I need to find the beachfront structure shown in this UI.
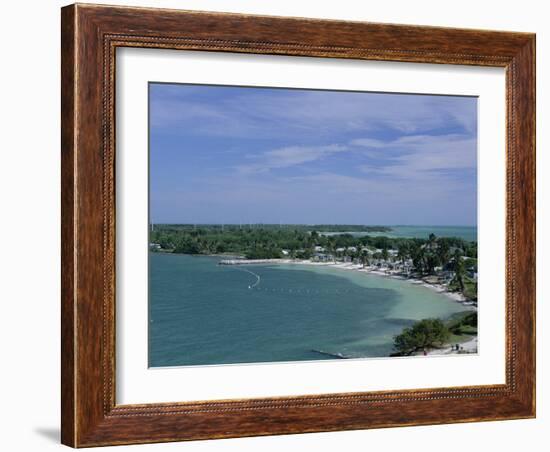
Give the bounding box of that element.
[149,224,476,301]
[313,253,334,262]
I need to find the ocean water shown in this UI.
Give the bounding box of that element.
[322,225,477,242]
[149,253,468,367]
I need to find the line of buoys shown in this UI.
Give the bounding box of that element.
[234,267,261,289]
[247,287,369,294]
[231,265,372,295]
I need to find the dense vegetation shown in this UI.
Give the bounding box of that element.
[152,224,479,354]
[392,312,478,355]
[447,311,478,335]
[150,224,477,276]
[392,318,451,355]
[150,225,476,257]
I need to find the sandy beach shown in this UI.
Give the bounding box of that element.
[427,336,478,356]
[219,258,476,308]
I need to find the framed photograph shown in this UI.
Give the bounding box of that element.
[61,3,535,447]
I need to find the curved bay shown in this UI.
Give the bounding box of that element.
[149,254,467,367]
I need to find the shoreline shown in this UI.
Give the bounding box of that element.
[218,257,476,309]
[426,336,478,356]
[153,253,478,359]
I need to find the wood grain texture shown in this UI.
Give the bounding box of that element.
[60,3,536,447]
[60,5,76,447]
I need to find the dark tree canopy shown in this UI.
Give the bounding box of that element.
[393,318,451,355]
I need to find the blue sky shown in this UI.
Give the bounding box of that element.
[149,83,477,226]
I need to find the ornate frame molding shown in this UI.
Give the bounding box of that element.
[62,4,535,447]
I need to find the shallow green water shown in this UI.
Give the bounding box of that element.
[149,254,468,367]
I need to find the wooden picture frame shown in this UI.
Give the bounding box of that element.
[61,3,535,447]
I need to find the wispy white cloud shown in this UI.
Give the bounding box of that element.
[353,134,476,182]
[349,138,387,148]
[150,84,477,225]
[235,144,349,174]
[150,85,477,140]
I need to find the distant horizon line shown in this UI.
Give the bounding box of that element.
[149,223,477,227]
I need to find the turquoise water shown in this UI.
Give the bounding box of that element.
[322,225,477,242]
[149,253,468,367]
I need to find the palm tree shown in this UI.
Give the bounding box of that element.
[425,253,438,275]
[359,248,369,267]
[436,240,450,270]
[451,249,466,292]
[410,242,425,274]
[397,242,410,266]
[428,233,437,249]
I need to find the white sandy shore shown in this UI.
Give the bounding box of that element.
[325,262,473,306]
[220,258,476,308]
[427,336,478,356]
[219,257,477,357]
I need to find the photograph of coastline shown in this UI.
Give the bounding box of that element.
[148,83,478,367]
